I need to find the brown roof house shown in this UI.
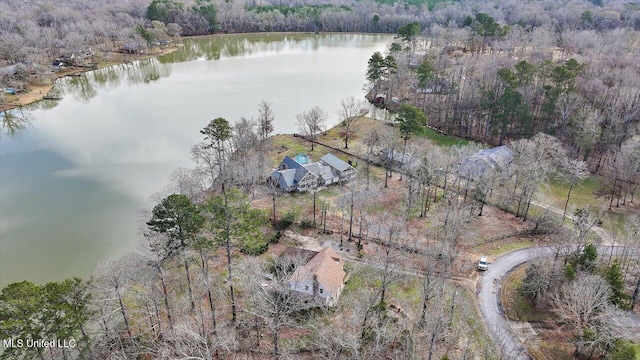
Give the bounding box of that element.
[288,247,347,307]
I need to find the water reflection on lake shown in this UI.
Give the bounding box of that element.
[0,33,392,286]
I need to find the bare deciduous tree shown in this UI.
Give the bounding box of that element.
[94,255,144,343]
[362,126,380,190]
[552,275,612,356]
[555,91,584,131]
[257,100,275,147]
[239,256,308,358]
[296,106,326,151]
[339,96,368,149]
[558,158,589,224]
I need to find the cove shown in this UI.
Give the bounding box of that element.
[0,33,392,287]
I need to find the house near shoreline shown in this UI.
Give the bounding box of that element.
[270,153,357,192]
[380,148,415,171]
[458,145,514,180]
[286,246,347,307]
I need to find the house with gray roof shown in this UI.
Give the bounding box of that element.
[0,65,17,80]
[318,153,357,184]
[271,156,318,192]
[458,145,514,180]
[270,153,357,192]
[302,162,335,186]
[380,148,416,172]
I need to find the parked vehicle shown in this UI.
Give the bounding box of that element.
[478,257,488,271]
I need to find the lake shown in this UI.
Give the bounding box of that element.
[0,33,392,287]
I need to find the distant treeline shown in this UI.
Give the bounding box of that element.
[1,0,640,69]
[363,13,639,205]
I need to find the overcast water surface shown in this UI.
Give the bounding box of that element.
[0,33,393,286]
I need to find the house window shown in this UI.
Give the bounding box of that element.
[305,285,309,291]
[320,288,323,294]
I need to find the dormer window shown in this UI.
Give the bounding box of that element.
[320,288,323,294]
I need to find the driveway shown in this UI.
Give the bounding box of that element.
[478,247,554,359]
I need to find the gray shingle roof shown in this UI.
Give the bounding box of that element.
[0,65,17,78]
[381,148,413,166]
[281,156,310,182]
[304,163,335,183]
[459,145,514,178]
[320,153,351,172]
[271,169,296,188]
[303,162,322,178]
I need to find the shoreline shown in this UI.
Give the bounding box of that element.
[1,31,393,112]
[0,45,181,112]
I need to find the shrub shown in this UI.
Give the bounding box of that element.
[240,237,269,256]
[269,230,283,244]
[607,340,637,360]
[275,210,297,230]
[300,219,315,228]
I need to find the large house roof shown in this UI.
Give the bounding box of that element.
[320,153,352,172]
[290,247,345,298]
[459,145,514,178]
[281,156,304,170]
[280,156,310,183]
[271,169,296,188]
[279,246,319,265]
[0,65,17,78]
[303,162,333,181]
[475,145,514,168]
[381,148,413,166]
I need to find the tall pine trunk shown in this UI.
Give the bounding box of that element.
[223,183,237,323]
[200,252,217,334]
[158,265,173,330]
[184,259,195,312]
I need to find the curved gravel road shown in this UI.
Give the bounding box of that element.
[478,245,640,359]
[478,247,554,359]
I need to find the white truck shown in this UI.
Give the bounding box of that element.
[477,257,488,271]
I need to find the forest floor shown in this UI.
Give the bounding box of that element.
[0,45,180,112]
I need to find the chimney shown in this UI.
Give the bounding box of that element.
[312,274,319,296]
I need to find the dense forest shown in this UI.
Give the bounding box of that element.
[1,0,640,69]
[364,11,638,208]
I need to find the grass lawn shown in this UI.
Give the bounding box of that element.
[501,265,553,323]
[389,277,422,307]
[539,176,603,211]
[473,238,536,258]
[627,3,640,10]
[420,127,469,147]
[529,344,574,360]
[536,176,631,233]
[269,134,315,165]
[270,132,359,168]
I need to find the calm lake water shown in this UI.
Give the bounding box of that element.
[0,33,392,287]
